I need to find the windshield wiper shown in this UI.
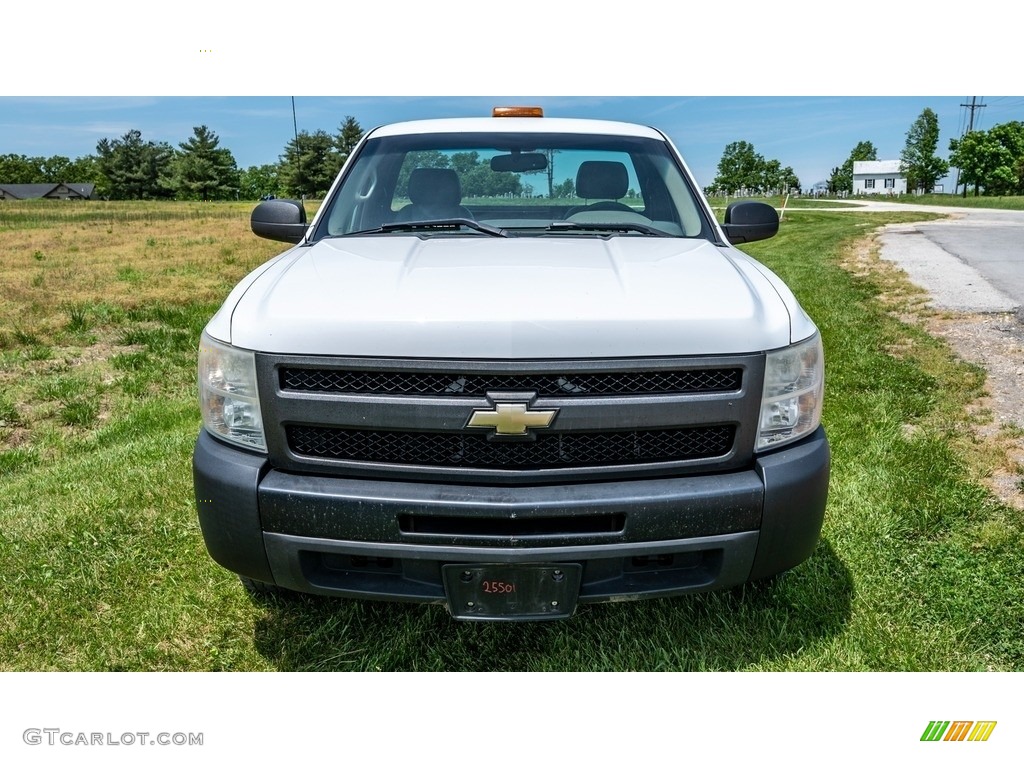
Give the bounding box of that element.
[344,219,510,238]
[545,221,670,237]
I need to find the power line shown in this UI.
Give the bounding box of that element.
[984,97,1024,118]
[957,97,968,138]
[954,97,986,196]
[960,96,986,133]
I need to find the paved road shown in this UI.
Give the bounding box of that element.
[831,199,1024,313]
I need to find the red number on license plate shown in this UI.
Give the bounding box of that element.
[482,580,516,594]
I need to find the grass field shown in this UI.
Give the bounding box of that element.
[712,193,1024,212]
[705,195,860,210]
[899,194,1024,210]
[1,199,1022,671]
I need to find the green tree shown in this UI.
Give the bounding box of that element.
[713,141,767,194]
[449,151,481,177]
[950,129,1001,197]
[239,164,282,200]
[461,163,522,198]
[69,155,108,196]
[279,129,339,198]
[0,153,105,189]
[950,122,1024,197]
[986,121,1024,195]
[761,158,782,193]
[335,116,364,168]
[96,130,175,200]
[761,159,798,194]
[37,155,74,183]
[0,154,37,183]
[829,140,877,195]
[780,166,800,194]
[900,108,948,193]
[552,178,575,199]
[168,125,239,201]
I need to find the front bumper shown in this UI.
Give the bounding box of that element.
[194,426,829,610]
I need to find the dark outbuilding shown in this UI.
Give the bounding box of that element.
[0,183,95,200]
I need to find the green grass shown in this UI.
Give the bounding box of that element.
[894,193,1024,210]
[1,203,1022,671]
[706,195,861,210]
[710,193,1024,211]
[0,394,19,425]
[0,199,256,230]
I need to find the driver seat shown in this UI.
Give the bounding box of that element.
[395,168,473,221]
[565,160,635,217]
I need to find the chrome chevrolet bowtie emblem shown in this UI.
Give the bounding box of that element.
[466,396,558,438]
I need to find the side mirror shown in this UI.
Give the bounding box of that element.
[251,199,308,243]
[721,201,779,244]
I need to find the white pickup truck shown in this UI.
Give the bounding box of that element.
[194,107,829,620]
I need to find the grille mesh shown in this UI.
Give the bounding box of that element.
[287,424,734,469]
[280,367,742,396]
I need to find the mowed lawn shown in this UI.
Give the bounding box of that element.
[1,200,1021,671]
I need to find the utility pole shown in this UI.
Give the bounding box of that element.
[961,96,986,133]
[544,149,556,198]
[956,97,986,196]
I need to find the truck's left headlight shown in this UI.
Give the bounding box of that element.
[198,333,267,452]
[756,332,824,451]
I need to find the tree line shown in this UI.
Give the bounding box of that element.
[826,108,1024,198]
[396,150,526,198]
[708,109,950,198]
[710,141,800,196]
[11,106,1022,202]
[0,116,366,201]
[710,106,1024,199]
[707,108,951,198]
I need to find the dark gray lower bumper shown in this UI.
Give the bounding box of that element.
[194,427,829,607]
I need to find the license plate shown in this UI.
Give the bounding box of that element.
[442,563,582,621]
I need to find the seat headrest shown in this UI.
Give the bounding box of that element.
[407,168,462,206]
[576,161,628,200]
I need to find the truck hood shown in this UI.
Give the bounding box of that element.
[221,235,800,358]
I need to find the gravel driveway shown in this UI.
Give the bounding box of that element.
[840,199,1024,508]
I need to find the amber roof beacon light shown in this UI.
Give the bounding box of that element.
[492,106,544,118]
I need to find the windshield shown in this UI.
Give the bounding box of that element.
[314,131,713,240]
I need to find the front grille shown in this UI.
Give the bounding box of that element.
[260,352,761,482]
[398,513,626,536]
[287,424,735,469]
[280,367,741,397]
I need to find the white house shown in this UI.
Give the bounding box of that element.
[852,160,906,196]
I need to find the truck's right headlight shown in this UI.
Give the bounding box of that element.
[198,333,267,452]
[755,333,824,451]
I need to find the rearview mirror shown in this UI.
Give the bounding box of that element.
[490,152,548,173]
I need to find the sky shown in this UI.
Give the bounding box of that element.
[4,95,1024,191]
[3,2,1021,193]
